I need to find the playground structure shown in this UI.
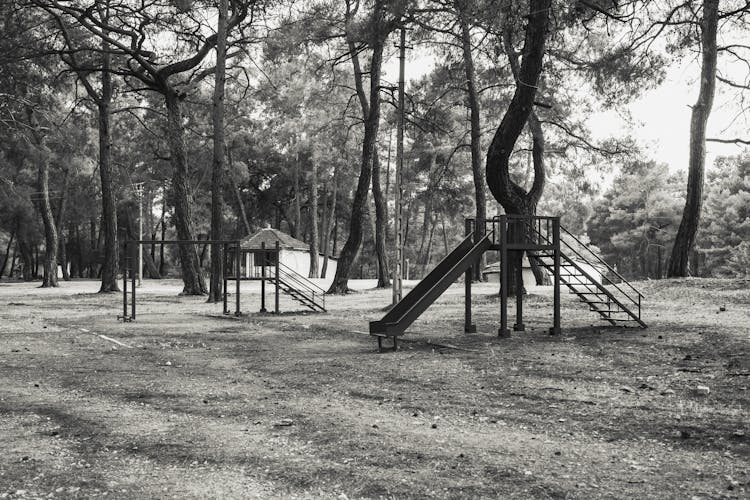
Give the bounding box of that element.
[370,215,646,350]
[237,227,338,281]
[232,241,327,313]
[117,239,325,322]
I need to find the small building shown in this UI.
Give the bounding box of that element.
[238,227,337,279]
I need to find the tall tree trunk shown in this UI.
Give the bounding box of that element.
[668,0,718,277]
[70,224,80,278]
[320,171,330,273]
[165,90,207,295]
[227,149,252,236]
[160,188,166,275]
[486,3,550,295]
[328,0,388,293]
[9,247,18,279]
[146,187,154,261]
[457,0,486,281]
[417,197,433,272]
[368,192,376,250]
[18,237,33,281]
[332,212,338,256]
[372,150,390,287]
[56,164,71,281]
[417,149,436,273]
[526,114,547,288]
[441,212,449,254]
[293,150,301,239]
[657,245,663,278]
[321,164,338,278]
[0,227,15,279]
[33,245,39,278]
[37,159,58,287]
[424,212,437,275]
[309,158,320,278]
[88,217,96,278]
[403,197,413,257]
[96,31,120,291]
[209,0,228,303]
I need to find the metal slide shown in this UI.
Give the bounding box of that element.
[369,232,494,337]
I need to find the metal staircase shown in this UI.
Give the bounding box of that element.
[522,221,646,328]
[271,262,326,312]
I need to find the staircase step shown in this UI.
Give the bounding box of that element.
[523,219,646,328]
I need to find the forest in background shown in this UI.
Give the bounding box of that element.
[1,0,749,293]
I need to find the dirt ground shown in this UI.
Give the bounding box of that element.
[0,277,748,499]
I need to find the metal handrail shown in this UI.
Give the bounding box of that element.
[277,262,326,294]
[521,219,642,308]
[276,270,326,309]
[277,269,316,295]
[559,226,644,299]
[274,264,326,310]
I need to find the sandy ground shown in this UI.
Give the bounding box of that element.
[0,277,748,499]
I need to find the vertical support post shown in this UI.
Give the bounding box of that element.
[514,250,525,331]
[392,25,406,306]
[122,242,128,319]
[464,218,476,333]
[235,242,241,316]
[138,200,143,286]
[260,242,267,312]
[499,216,510,337]
[274,241,280,314]
[551,217,562,335]
[131,243,136,320]
[133,182,144,287]
[222,243,228,314]
[638,294,641,319]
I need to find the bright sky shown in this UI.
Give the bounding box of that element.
[384,50,749,174]
[589,59,748,173]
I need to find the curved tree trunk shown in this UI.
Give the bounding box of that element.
[668,0,718,277]
[372,151,390,287]
[486,2,550,295]
[166,90,207,295]
[209,0,228,303]
[526,113,547,288]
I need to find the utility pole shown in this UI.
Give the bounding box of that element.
[134,182,144,287]
[393,25,407,305]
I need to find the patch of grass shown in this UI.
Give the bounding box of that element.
[0,279,748,498]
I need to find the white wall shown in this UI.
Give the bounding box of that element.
[280,249,310,277]
[279,250,338,279]
[241,248,338,280]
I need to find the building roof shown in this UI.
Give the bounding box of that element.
[240,228,310,251]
